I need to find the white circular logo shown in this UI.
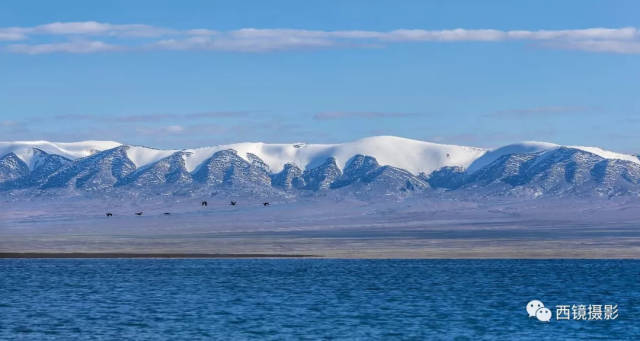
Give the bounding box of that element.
[526,299,545,318]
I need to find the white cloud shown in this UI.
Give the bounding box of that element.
[314,111,415,120]
[186,29,218,36]
[506,27,638,41]
[153,34,336,52]
[1,21,639,54]
[379,29,507,42]
[35,22,121,35]
[551,39,640,54]
[136,125,186,135]
[7,21,175,38]
[0,29,27,41]
[148,26,640,54]
[7,40,120,54]
[165,125,185,133]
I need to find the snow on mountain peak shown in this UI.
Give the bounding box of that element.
[124,146,178,169]
[467,141,640,173]
[467,141,558,173]
[567,145,640,164]
[0,140,122,169]
[181,136,487,174]
[2,137,638,176]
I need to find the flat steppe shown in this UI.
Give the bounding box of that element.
[2,197,639,258]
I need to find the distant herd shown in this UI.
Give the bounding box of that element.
[105,200,270,217]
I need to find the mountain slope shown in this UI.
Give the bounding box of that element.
[460,147,640,197]
[181,136,487,175]
[0,153,30,184]
[192,149,272,189]
[41,146,136,191]
[117,151,192,187]
[0,140,120,168]
[1,137,639,199]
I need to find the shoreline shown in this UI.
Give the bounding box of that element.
[1,253,640,259]
[0,253,316,259]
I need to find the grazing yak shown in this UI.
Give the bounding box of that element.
[263,202,270,206]
[106,213,113,217]
[230,201,237,206]
[135,212,143,216]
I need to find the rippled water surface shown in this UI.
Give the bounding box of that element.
[1,259,638,340]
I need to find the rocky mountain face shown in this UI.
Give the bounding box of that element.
[2,144,640,200]
[0,149,72,190]
[117,151,192,188]
[0,153,30,184]
[301,157,341,191]
[41,146,135,191]
[191,150,272,189]
[331,155,429,196]
[271,163,305,190]
[427,147,640,198]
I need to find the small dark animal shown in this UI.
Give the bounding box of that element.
[163,212,171,215]
[263,202,270,206]
[135,212,143,216]
[106,213,113,217]
[201,201,208,207]
[230,201,237,206]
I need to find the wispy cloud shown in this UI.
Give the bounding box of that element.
[28,112,257,146]
[0,31,25,41]
[546,39,640,54]
[0,21,173,41]
[492,106,597,117]
[7,40,120,54]
[136,124,186,135]
[314,111,415,120]
[0,120,19,127]
[1,22,639,54]
[184,111,253,119]
[0,120,30,138]
[53,111,252,122]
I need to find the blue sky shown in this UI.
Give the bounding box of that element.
[1,0,639,152]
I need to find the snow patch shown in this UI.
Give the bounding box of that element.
[3,137,638,175]
[183,136,488,174]
[568,146,640,164]
[0,140,121,170]
[467,141,557,173]
[468,141,640,174]
[125,146,177,169]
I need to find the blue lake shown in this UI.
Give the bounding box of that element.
[1,259,638,340]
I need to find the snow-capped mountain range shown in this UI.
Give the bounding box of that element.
[1,136,639,200]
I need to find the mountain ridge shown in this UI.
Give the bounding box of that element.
[2,136,637,172]
[1,136,639,200]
